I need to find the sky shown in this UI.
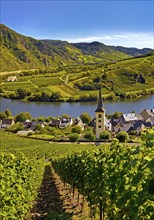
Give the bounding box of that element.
[1,0,154,48]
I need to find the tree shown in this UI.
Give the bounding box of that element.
[84,131,95,141]
[61,114,70,119]
[5,109,12,118]
[80,112,92,124]
[116,131,129,142]
[71,125,82,134]
[100,130,110,141]
[0,112,7,120]
[69,133,80,142]
[16,88,31,99]
[111,111,123,119]
[50,92,62,101]
[7,123,24,133]
[15,112,31,122]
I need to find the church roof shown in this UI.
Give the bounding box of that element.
[95,88,105,112]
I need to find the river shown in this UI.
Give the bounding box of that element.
[0,95,154,118]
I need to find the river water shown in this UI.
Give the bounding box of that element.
[0,95,154,118]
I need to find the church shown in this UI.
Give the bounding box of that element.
[95,88,106,139]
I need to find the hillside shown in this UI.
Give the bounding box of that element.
[111,46,153,57]
[0,24,131,71]
[72,41,130,61]
[1,53,154,102]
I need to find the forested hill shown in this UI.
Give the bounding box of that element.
[111,45,153,57]
[0,24,153,72]
[0,24,129,71]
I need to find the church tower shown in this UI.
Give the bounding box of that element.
[95,88,105,139]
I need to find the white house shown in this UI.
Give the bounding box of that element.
[7,76,17,82]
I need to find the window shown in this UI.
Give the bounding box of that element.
[99,125,101,128]
[98,114,101,118]
[99,120,101,123]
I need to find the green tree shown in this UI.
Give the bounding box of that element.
[84,131,95,141]
[7,122,24,133]
[116,131,129,142]
[5,109,12,118]
[69,133,80,142]
[61,114,70,119]
[16,88,31,99]
[0,112,7,120]
[100,130,110,141]
[71,125,82,134]
[111,111,123,119]
[80,112,91,124]
[15,112,31,122]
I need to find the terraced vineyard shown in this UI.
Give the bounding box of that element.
[1,55,154,102]
[1,130,154,219]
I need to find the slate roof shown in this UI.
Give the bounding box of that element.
[2,119,14,125]
[122,113,138,122]
[95,88,105,113]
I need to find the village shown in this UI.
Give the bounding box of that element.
[1,89,154,142]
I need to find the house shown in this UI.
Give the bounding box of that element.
[60,117,73,128]
[105,118,112,132]
[22,119,32,129]
[49,119,61,128]
[140,109,154,121]
[1,119,15,128]
[7,76,17,82]
[74,117,85,130]
[119,113,139,124]
[114,122,133,133]
[128,121,152,135]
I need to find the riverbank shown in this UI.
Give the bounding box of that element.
[1,94,154,118]
[1,87,154,103]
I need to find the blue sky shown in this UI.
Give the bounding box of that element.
[1,0,154,48]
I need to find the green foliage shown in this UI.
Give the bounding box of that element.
[100,130,110,141]
[68,133,80,142]
[84,130,95,141]
[52,136,154,219]
[16,88,31,99]
[0,112,7,120]
[6,122,24,133]
[116,130,129,142]
[80,112,92,124]
[4,109,12,118]
[0,152,45,220]
[15,112,31,122]
[61,114,70,119]
[71,125,82,134]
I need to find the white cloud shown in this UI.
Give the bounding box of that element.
[64,32,154,49]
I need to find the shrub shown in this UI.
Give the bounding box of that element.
[116,131,129,142]
[80,112,92,124]
[84,131,95,141]
[100,130,110,141]
[71,125,82,134]
[69,133,80,142]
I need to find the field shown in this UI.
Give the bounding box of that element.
[0,131,99,159]
[1,130,154,219]
[1,54,154,101]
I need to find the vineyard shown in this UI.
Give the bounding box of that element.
[0,130,154,219]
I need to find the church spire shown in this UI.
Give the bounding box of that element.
[95,87,104,112]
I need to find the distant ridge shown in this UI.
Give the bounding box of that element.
[0,24,153,71]
[111,46,153,57]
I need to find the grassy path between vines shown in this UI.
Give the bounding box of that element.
[27,165,89,220]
